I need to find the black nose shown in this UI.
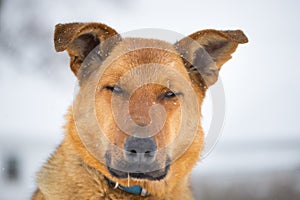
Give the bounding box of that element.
[124,137,157,164]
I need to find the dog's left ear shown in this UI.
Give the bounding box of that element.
[54,22,120,77]
[175,29,248,87]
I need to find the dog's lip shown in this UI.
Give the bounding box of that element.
[107,164,169,181]
[129,169,169,180]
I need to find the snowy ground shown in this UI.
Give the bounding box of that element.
[192,170,300,200]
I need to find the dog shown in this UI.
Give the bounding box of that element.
[32,22,247,200]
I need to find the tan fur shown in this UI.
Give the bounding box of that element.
[32,22,247,200]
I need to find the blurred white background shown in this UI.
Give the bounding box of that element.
[0,0,299,199]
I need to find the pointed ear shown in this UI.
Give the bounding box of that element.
[175,29,248,87]
[54,22,120,76]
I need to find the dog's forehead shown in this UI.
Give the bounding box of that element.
[100,38,190,85]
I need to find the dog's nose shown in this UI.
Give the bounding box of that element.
[124,137,157,164]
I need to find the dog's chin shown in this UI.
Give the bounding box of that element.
[107,165,169,181]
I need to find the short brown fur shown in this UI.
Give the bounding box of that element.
[32,22,247,200]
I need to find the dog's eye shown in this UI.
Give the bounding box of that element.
[164,91,176,98]
[105,85,124,94]
[161,91,183,100]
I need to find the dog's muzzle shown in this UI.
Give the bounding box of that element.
[105,136,170,180]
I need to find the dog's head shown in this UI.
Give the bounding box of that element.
[55,22,247,194]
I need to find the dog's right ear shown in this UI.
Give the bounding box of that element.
[54,22,120,76]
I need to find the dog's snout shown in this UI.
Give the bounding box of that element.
[124,137,157,164]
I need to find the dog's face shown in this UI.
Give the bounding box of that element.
[55,23,247,192]
[94,39,203,181]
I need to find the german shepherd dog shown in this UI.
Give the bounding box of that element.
[32,22,247,200]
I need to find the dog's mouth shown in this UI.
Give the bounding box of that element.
[107,165,169,181]
[105,152,170,181]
